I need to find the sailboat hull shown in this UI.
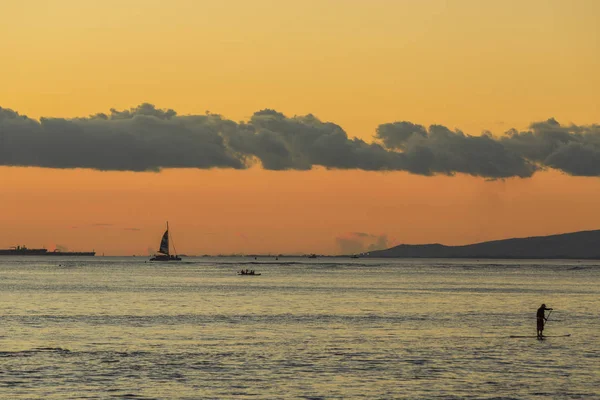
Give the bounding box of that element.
[149,254,182,261]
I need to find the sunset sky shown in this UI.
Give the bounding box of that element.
[1,0,599,255]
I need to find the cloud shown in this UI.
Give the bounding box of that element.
[375,123,536,178]
[2,104,600,178]
[366,234,390,252]
[500,118,600,177]
[0,104,243,172]
[335,232,390,255]
[70,223,113,229]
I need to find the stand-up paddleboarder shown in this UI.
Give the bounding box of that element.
[537,303,553,339]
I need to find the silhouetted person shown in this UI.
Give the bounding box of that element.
[537,303,553,338]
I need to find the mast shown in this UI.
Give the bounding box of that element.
[168,221,178,256]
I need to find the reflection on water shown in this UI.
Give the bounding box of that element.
[0,257,599,398]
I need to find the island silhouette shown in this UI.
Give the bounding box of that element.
[363,229,600,259]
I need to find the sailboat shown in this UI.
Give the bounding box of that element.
[149,222,182,261]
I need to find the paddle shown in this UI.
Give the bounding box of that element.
[543,310,553,336]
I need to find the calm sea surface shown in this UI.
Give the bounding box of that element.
[0,256,599,399]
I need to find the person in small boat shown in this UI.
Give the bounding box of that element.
[536,303,553,338]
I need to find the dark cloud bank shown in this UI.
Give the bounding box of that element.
[1,103,599,178]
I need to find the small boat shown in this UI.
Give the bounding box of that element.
[238,270,261,276]
[307,254,317,258]
[149,222,182,261]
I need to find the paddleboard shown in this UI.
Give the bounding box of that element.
[509,334,571,338]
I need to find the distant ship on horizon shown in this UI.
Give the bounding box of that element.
[0,245,96,256]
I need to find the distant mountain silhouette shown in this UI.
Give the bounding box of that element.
[365,230,600,259]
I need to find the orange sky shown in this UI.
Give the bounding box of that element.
[2,167,600,255]
[1,1,599,255]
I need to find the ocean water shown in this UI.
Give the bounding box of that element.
[0,256,598,399]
